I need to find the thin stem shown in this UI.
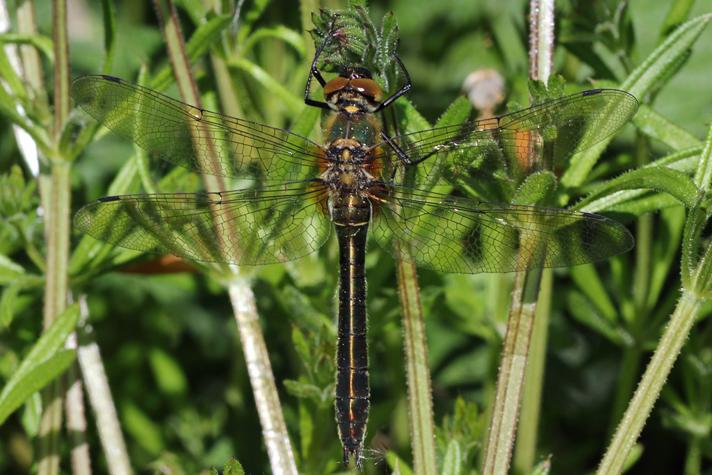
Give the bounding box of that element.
[38,1,71,471]
[482,1,554,473]
[684,437,701,475]
[482,267,543,475]
[528,0,554,83]
[513,268,552,473]
[597,290,703,475]
[152,2,297,473]
[77,297,132,475]
[394,242,438,475]
[228,279,298,475]
[65,332,92,475]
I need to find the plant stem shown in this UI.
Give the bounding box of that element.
[482,267,543,474]
[684,437,701,475]
[76,297,132,475]
[38,2,71,472]
[609,135,651,433]
[597,290,702,475]
[228,279,298,475]
[65,332,92,475]
[394,242,438,475]
[152,2,297,473]
[483,1,553,473]
[513,268,552,473]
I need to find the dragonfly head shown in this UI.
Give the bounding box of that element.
[323,67,383,114]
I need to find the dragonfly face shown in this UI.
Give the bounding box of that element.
[72,26,638,467]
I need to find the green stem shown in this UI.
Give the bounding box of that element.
[38,0,71,453]
[394,242,438,475]
[152,2,297,473]
[483,1,553,473]
[684,437,701,475]
[482,267,543,475]
[38,162,71,475]
[597,290,703,475]
[513,268,552,474]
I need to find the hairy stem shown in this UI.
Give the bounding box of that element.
[395,242,438,475]
[597,290,702,474]
[152,2,297,472]
[38,2,71,470]
[482,1,554,473]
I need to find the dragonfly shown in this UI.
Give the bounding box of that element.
[72,28,638,466]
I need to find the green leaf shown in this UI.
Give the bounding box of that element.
[621,443,644,473]
[634,105,701,150]
[567,292,631,346]
[149,348,188,396]
[0,33,54,63]
[0,255,24,285]
[576,166,698,211]
[563,14,711,187]
[622,14,711,99]
[434,96,471,129]
[243,26,305,57]
[122,401,164,454]
[14,304,79,382]
[660,0,696,37]
[441,440,462,475]
[529,456,552,475]
[101,0,117,73]
[569,264,617,322]
[693,122,712,191]
[647,206,685,310]
[175,0,206,25]
[228,57,303,115]
[511,171,556,206]
[386,451,414,475]
[0,350,75,424]
[0,283,21,328]
[283,379,327,402]
[222,459,245,475]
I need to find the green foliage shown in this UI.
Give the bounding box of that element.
[1,0,712,474]
[0,304,79,424]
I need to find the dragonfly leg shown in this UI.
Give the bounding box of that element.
[304,17,339,110]
[373,53,412,112]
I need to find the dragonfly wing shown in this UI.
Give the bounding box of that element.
[384,89,638,182]
[74,183,331,265]
[372,187,633,273]
[71,75,323,182]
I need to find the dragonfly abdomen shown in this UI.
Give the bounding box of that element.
[333,199,371,466]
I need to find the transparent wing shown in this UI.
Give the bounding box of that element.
[384,89,639,183]
[74,182,331,265]
[373,186,633,273]
[71,75,323,182]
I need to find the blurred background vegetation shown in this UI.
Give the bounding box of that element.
[1,0,712,474]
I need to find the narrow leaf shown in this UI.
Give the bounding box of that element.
[0,350,76,424]
[634,105,701,150]
[622,14,711,99]
[0,255,25,285]
[101,0,117,73]
[14,304,79,381]
[441,440,462,475]
[576,166,698,211]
